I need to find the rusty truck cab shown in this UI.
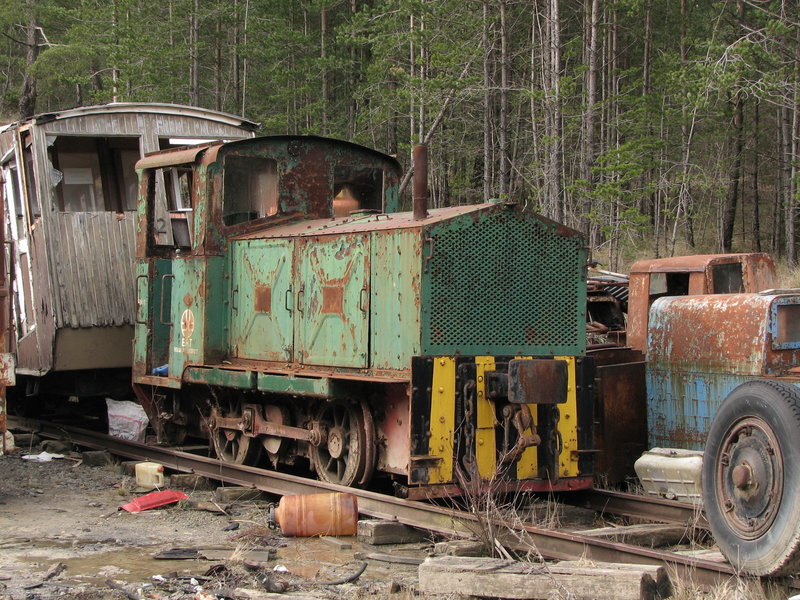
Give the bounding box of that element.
[626,253,776,353]
[590,252,776,485]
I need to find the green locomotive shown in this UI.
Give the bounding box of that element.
[132,136,592,497]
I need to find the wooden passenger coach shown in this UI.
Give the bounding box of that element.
[0,103,256,401]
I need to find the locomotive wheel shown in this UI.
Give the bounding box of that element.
[211,398,262,466]
[310,399,375,487]
[703,380,800,575]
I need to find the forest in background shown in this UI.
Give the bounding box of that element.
[1,0,799,271]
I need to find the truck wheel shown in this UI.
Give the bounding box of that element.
[703,380,800,575]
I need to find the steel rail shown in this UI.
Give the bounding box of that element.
[11,417,736,587]
[568,489,708,529]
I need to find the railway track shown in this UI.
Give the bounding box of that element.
[570,488,707,529]
[9,416,739,588]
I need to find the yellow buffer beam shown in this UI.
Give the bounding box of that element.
[428,357,455,484]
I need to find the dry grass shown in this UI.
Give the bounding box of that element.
[113,476,134,497]
[668,570,792,600]
[773,259,800,289]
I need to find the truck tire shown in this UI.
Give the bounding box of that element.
[703,379,800,575]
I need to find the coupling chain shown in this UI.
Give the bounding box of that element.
[461,379,477,480]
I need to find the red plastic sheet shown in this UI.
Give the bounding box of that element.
[120,490,188,513]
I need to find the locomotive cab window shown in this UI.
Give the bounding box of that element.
[333,165,383,217]
[150,165,194,248]
[222,155,279,226]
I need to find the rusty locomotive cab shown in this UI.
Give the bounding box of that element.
[132,135,594,498]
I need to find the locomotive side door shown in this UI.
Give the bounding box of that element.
[295,234,369,368]
[134,258,173,376]
[230,238,294,361]
[133,162,194,382]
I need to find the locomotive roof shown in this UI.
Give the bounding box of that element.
[137,134,401,172]
[230,202,582,240]
[214,135,402,171]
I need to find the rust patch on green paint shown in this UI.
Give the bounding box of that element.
[322,286,344,314]
[255,285,271,313]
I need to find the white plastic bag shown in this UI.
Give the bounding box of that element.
[22,451,64,462]
[106,399,149,442]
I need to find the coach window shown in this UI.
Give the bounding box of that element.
[50,136,140,212]
[222,155,279,226]
[21,134,40,220]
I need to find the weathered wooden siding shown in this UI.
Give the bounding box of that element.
[16,224,55,375]
[38,110,254,331]
[51,211,137,328]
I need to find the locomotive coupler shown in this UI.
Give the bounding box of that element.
[500,404,540,465]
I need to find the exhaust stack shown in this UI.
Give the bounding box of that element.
[412,145,429,221]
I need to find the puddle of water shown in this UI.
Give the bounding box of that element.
[31,547,212,587]
[20,535,423,589]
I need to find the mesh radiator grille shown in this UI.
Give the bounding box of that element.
[422,208,586,356]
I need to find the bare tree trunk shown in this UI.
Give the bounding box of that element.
[544,0,563,222]
[483,2,492,202]
[241,0,250,116]
[397,60,473,198]
[673,0,696,253]
[321,7,329,134]
[789,88,799,265]
[530,4,544,207]
[233,0,241,111]
[781,103,793,262]
[641,0,655,222]
[654,100,667,258]
[498,0,509,200]
[722,93,744,252]
[215,0,222,112]
[349,0,358,140]
[606,3,620,264]
[752,100,761,252]
[789,12,800,265]
[111,1,120,101]
[580,0,599,240]
[18,1,38,119]
[409,13,416,142]
[721,1,747,253]
[190,0,200,106]
[418,8,427,143]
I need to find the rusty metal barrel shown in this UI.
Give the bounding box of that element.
[273,492,358,537]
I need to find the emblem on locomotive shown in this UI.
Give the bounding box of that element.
[180,309,195,348]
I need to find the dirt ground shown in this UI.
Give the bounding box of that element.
[0,438,423,600]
